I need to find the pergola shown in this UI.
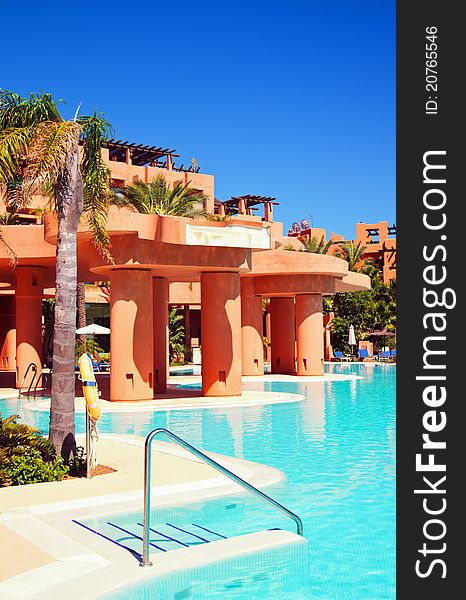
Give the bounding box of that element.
[220,195,279,218]
[104,139,200,172]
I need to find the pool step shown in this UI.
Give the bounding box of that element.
[72,519,228,559]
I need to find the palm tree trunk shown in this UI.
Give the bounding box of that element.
[77,282,87,347]
[49,146,83,459]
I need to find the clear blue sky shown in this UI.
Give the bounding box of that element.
[2,0,395,239]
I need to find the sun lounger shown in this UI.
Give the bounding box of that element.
[358,348,375,362]
[333,351,351,362]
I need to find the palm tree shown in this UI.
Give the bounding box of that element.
[302,235,334,254]
[76,282,87,348]
[0,90,112,458]
[168,307,185,363]
[335,240,372,272]
[113,175,208,217]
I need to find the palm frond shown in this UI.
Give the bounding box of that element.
[79,112,113,260]
[303,235,334,254]
[24,120,81,204]
[0,126,35,183]
[117,176,209,218]
[0,91,62,129]
[335,240,369,271]
[0,91,64,207]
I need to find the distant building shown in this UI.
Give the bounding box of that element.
[287,220,396,284]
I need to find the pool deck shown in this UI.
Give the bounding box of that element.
[0,369,366,597]
[0,431,285,594]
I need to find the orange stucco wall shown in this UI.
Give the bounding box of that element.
[240,277,264,376]
[296,294,324,376]
[110,269,154,401]
[15,267,43,387]
[201,272,242,396]
[270,297,295,374]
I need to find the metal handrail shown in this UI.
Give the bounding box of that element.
[17,362,38,398]
[139,427,303,567]
[33,372,49,398]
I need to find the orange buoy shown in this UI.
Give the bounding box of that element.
[78,353,101,421]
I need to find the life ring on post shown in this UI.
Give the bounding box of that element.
[78,353,102,421]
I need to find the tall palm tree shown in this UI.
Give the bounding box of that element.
[335,240,372,272]
[0,90,112,458]
[113,175,208,217]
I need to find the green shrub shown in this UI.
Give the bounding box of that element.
[0,413,70,486]
[5,448,69,486]
[0,413,55,461]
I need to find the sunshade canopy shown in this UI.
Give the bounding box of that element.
[76,323,110,335]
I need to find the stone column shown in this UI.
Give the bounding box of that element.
[295,294,324,376]
[110,269,154,401]
[153,277,168,394]
[240,278,264,376]
[201,272,242,396]
[270,297,295,374]
[15,267,43,388]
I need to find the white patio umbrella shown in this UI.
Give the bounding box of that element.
[348,324,356,354]
[76,323,110,365]
[76,323,110,335]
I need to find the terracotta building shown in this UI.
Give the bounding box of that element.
[287,219,397,284]
[0,140,370,401]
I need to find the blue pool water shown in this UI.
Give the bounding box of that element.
[1,363,395,598]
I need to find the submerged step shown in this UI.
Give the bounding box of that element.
[72,519,230,559]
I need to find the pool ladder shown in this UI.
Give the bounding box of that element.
[17,362,50,399]
[140,427,303,567]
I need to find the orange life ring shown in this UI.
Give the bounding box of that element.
[78,353,101,421]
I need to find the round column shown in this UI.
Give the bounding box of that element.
[296,294,324,376]
[110,269,154,401]
[240,278,264,376]
[201,272,242,397]
[153,277,168,394]
[15,268,43,388]
[270,297,295,374]
[0,296,16,372]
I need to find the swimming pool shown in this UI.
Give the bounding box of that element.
[1,363,395,598]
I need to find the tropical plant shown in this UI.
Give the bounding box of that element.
[113,175,208,217]
[0,90,112,459]
[324,268,396,353]
[0,413,56,461]
[0,212,19,224]
[74,337,104,364]
[168,307,185,363]
[0,413,70,485]
[334,240,372,272]
[302,235,334,254]
[283,235,334,254]
[4,447,69,486]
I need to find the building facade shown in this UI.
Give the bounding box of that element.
[0,139,370,400]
